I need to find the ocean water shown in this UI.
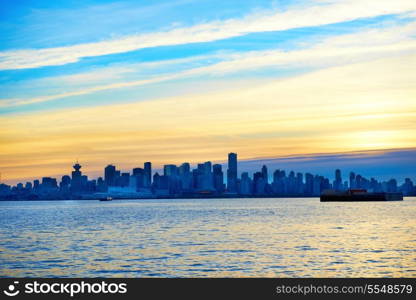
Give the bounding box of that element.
[0,198,415,277]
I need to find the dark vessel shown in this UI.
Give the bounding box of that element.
[320,189,403,202]
[99,196,113,201]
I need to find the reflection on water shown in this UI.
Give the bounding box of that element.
[0,198,415,277]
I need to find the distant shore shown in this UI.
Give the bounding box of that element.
[0,195,322,201]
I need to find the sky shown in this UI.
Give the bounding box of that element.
[0,0,415,184]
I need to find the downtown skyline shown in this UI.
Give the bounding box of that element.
[1,0,416,184]
[1,152,415,200]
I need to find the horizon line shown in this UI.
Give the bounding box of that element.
[2,147,415,185]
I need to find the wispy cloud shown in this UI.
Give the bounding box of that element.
[0,0,414,70]
[1,52,415,183]
[1,20,415,108]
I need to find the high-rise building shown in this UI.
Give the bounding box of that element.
[144,162,152,187]
[104,165,116,187]
[305,173,314,196]
[71,163,82,193]
[212,164,224,193]
[312,175,322,196]
[164,164,179,194]
[164,164,178,177]
[227,152,237,193]
[41,177,58,190]
[334,169,342,190]
[133,167,144,188]
[202,161,213,190]
[296,172,304,195]
[60,175,71,192]
[240,172,252,195]
[96,177,106,192]
[179,163,190,175]
[349,172,356,189]
[261,165,268,184]
[120,173,130,187]
[179,163,192,191]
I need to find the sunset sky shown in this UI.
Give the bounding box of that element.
[1,0,416,184]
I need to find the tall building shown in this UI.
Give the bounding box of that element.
[349,172,356,189]
[212,164,224,193]
[227,152,237,193]
[41,177,58,190]
[305,173,314,196]
[179,163,193,191]
[296,172,304,195]
[202,161,213,190]
[253,172,265,194]
[71,162,83,193]
[312,175,322,196]
[240,172,252,195]
[96,177,106,192]
[334,169,342,191]
[120,172,130,187]
[164,164,178,177]
[261,165,268,184]
[133,167,144,188]
[104,165,116,187]
[144,162,152,187]
[60,175,71,192]
[164,164,179,194]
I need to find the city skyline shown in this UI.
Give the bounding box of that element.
[1,152,415,200]
[1,147,416,186]
[1,0,416,184]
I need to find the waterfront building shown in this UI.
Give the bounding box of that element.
[227,152,238,193]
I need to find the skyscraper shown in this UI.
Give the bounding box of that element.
[240,172,252,195]
[104,164,116,187]
[213,164,224,193]
[227,152,237,193]
[261,165,268,184]
[133,167,144,188]
[179,163,192,191]
[334,169,342,191]
[164,164,179,194]
[144,162,152,187]
[71,162,82,193]
[349,172,356,189]
[164,164,178,177]
[202,161,213,190]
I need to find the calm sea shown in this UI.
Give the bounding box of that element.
[0,198,415,277]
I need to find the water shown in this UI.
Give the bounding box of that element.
[0,198,415,277]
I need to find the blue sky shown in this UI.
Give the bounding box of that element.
[0,0,415,183]
[1,0,415,113]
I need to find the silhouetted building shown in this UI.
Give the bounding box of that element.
[227,152,238,193]
[240,172,252,195]
[104,165,117,187]
[133,167,144,189]
[261,165,268,184]
[333,169,343,191]
[179,163,193,191]
[144,162,152,188]
[349,172,356,189]
[71,163,83,193]
[201,161,213,191]
[213,164,224,193]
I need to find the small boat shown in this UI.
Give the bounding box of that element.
[320,189,403,202]
[99,196,113,201]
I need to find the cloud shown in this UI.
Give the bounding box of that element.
[1,20,415,108]
[0,0,414,70]
[1,52,415,184]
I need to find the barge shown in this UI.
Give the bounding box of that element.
[320,189,403,202]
